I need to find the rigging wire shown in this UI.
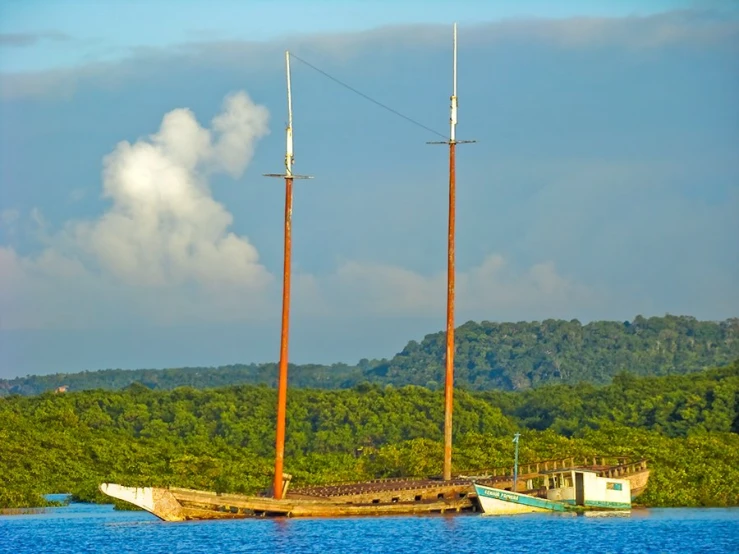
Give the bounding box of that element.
[289,52,448,140]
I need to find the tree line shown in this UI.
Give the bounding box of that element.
[1,359,737,509]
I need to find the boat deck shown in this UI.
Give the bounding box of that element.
[290,477,505,499]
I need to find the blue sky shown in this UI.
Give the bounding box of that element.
[1,0,706,71]
[0,1,737,378]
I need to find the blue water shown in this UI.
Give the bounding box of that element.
[1,503,737,553]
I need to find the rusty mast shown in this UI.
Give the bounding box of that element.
[264,50,312,500]
[428,23,476,481]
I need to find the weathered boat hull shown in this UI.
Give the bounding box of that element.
[100,458,651,521]
[100,483,475,521]
[627,469,651,500]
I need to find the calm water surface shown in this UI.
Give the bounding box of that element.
[1,502,737,553]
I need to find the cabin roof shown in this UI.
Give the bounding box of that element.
[539,467,601,475]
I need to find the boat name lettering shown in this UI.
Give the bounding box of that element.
[481,489,519,502]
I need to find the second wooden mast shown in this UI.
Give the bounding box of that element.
[429,23,475,481]
[264,51,311,500]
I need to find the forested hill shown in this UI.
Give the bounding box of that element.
[2,315,738,396]
[370,315,739,389]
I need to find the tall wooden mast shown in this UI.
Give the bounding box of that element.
[428,23,475,481]
[264,51,312,500]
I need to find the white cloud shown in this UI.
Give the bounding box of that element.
[73,91,269,289]
[290,254,601,320]
[0,91,274,329]
[461,255,600,314]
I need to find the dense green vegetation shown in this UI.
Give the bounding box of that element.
[1,360,737,509]
[375,316,739,389]
[3,315,738,396]
[485,364,739,438]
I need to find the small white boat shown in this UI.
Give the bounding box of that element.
[474,467,633,516]
[473,485,570,515]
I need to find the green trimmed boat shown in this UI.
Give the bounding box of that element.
[474,466,633,516]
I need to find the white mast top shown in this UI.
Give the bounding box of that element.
[450,22,458,142]
[285,50,294,176]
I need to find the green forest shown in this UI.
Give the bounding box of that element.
[1,359,738,510]
[3,315,738,396]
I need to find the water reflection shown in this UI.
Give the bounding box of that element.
[1,506,737,554]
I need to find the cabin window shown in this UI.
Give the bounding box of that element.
[437,493,445,500]
[392,497,399,503]
[459,492,467,499]
[606,482,622,491]
[415,495,422,501]
[372,499,380,504]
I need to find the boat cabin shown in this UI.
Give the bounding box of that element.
[543,468,631,510]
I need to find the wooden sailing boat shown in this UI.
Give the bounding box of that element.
[98,28,650,522]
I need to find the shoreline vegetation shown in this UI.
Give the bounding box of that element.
[1,358,737,511]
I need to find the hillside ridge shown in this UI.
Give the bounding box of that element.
[2,314,737,396]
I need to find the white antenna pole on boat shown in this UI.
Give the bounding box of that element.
[513,433,521,492]
[428,23,476,482]
[264,49,312,501]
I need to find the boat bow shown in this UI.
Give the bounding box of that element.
[99,483,186,522]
